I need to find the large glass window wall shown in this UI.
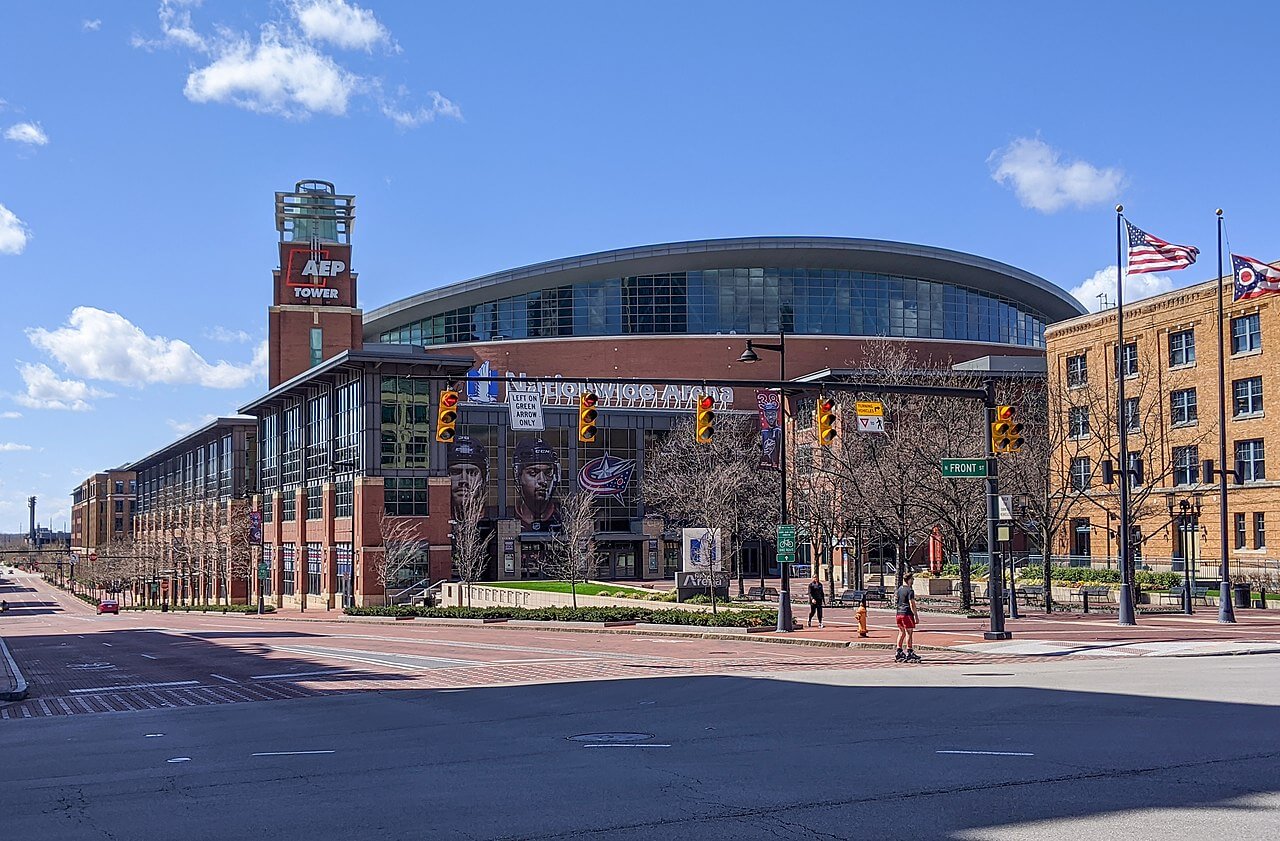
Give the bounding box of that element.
[379,269,1047,348]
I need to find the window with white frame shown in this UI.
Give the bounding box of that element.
[1070,457,1092,491]
[1172,445,1199,486]
[1235,439,1265,482]
[1231,313,1261,354]
[1066,353,1088,387]
[1255,513,1266,550]
[1233,377,1263,417]
[1171,388,1197,426]
[1168,329,1196,367]
[1068,406,1091,439]
[1115,342,1138,377]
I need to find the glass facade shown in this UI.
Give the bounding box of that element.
[378,268,1048,349]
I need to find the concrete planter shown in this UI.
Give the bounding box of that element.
[915,578,954,596]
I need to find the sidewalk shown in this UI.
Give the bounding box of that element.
[0,573,31,700]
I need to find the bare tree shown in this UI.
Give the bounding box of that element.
[451,487,493,607]
[541,490,598,608]
[374,514,428,605]
[643,415,780,600]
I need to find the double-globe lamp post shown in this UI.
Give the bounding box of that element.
[738,330,794,633]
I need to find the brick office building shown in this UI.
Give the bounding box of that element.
[1044,274,1279,580]
[70,469,136,561]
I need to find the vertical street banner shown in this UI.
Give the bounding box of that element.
[757,389,782,470]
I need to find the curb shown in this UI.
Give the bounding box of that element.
[0,636,29,701]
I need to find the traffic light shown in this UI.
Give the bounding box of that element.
[816,397,837,446]
[436,389,459,442]
[695,395,716,444]
[991,405,1024,453]
[578,392,599,443]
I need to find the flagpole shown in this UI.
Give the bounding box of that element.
[1115,206,1136,625]
[1216,208,1237,623]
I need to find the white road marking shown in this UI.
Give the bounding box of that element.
[936,750,1034,757]
[140,654,158,660]
[70,680,201,694]
[209,673,238,684]
[251,750,336,757]
[101,642,112,647]
[166,757,191,763]
[583,744,671,749]
[145,734,164,738]
[249,670,347,680]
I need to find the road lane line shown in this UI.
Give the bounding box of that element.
[936,750,1034,756]
[251,750,336,757]
[249,670,348,680]
[140,654,158,660]
[69,680,201,694]
[582,744,671,749]
[209,673,238,684]
[101,642,112,647]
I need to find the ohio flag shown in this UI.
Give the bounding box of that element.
[1232,253,1280,301]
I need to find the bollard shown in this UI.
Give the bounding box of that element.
[1082,591,1090,614]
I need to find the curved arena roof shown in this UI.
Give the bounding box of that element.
[363,236,1086,340]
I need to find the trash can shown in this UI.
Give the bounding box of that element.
[1232,583,1251,608]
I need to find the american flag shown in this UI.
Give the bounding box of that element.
[1125,220,1199,274]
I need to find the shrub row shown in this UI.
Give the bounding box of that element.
[121,603,275,613]
[344,604,777,627]
[939,562,1181,590]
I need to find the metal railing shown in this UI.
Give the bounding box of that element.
[387,576,442,606]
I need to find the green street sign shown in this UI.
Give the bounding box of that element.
[257,561,269,580]
[941,458,989,479]
[777,523,797,563]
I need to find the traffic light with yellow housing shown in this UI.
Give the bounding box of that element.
[816,397,837,446]
[695,395,716,444]
[436,389,459,442]
[991,405,1024,453]
[578,392,599,443]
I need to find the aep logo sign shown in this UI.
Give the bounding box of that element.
[283,245,350,303]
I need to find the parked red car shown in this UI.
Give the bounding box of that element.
[96,599,120,615]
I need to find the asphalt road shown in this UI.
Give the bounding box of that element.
[4,654,1279,840]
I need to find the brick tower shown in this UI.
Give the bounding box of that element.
[269,180,362,387]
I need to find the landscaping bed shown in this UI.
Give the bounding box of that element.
[344,604,776,627]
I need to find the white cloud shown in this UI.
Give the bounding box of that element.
[382,91,463,128]
[204,325,253,343]
[136,1,454,126]
[0,203,31,255]
[26,307,265,389]
[184,25,358,118]
[167,413,218,435]
[82,19,102,32]
[0,443,33,452]
[1070,265,1177,313]
[989,137,1124,214]
[0,411,20,419]
[5,122,49,146]
[293,0,393,51]
[14,363,111,412]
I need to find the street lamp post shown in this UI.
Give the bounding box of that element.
[739,329,793,632]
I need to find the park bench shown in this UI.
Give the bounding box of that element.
[952,581,987,600]
[746,586,780,601]
[1016,585,1045,605]
[1159,585,1211,606]
[1071,586,1115,612]
[839,587,888,606]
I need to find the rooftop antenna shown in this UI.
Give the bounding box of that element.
[1096,291,1111,311]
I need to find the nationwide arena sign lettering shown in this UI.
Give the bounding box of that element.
[465,360,734,410]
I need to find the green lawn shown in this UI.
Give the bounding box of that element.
[484,580,655,597]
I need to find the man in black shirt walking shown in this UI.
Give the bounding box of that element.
[806,576,825,628]
[894,573,921,663]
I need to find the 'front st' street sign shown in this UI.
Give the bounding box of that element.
[940,458,989,479]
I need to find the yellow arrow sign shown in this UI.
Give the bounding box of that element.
[855,401,884,417]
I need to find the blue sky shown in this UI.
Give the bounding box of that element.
[1,1,1277,531]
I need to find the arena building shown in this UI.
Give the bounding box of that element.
[107,180,1085,609]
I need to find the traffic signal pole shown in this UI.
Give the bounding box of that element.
[984,379,1011,640]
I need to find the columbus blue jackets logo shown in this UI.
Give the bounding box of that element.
[577,452,635,498]
[465,360,500,403]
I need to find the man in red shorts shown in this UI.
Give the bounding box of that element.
[894,573,921,663]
